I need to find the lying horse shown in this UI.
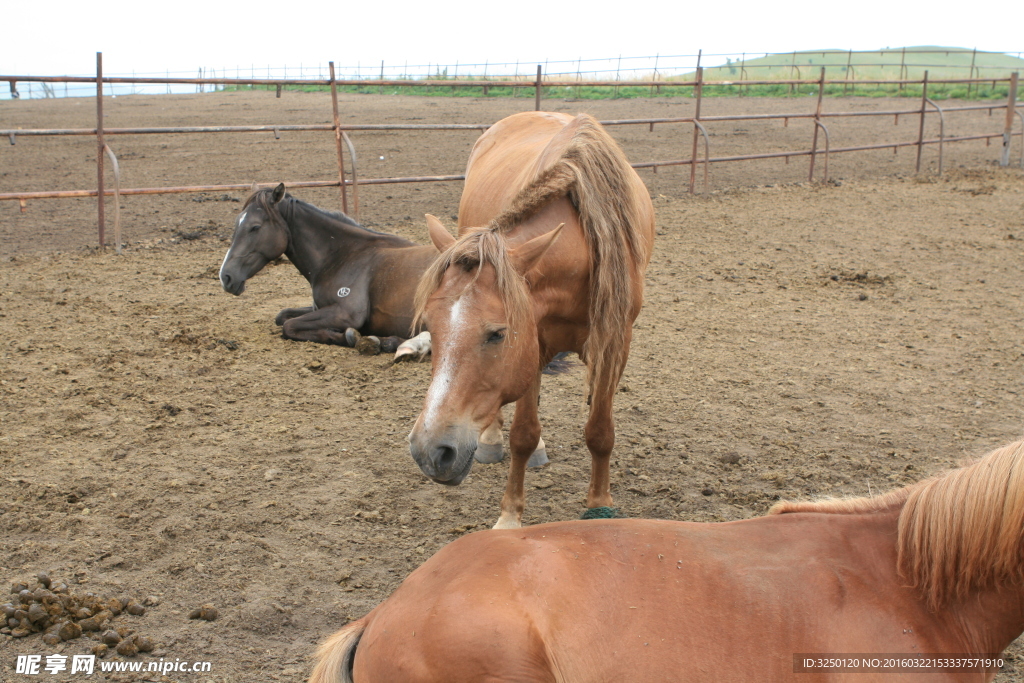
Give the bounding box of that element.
[311,438,1024,682]
[409,112,655,527]
[219,184,438,345]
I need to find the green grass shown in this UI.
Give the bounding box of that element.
[221,47,1023,101]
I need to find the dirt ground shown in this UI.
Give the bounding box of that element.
[2,91,1024,681]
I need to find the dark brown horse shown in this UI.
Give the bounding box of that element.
[219,184,437,345]
[312,438,1024,682]
[408,112,655,528]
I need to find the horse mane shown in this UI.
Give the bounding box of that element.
[414,114,651,395]
[242,187,384,234]
[770,439,1024,609]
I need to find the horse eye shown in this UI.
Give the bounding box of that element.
[486,329,505,344]
[249,224,261,233]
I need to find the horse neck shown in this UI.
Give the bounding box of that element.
[281,201,368,282]
[947,587,1024,656]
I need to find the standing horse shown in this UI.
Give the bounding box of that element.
[219,184,438,345]
[408,112,655,528]
[311,438,1024,683]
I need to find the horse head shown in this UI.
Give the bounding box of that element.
[407,215,563,485]
[219,183,290,295]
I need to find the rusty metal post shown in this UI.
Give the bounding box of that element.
[689,67,704,194]
[329,62,348,213]
[809,68,825,181]
[915,71,930,172]
[535,65,542,111]
[96,52,106,248]
[1001,72,1019,167]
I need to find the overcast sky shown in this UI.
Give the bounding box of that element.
[5,0,1020,78]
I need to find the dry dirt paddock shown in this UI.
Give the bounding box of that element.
[2,91,1024,681]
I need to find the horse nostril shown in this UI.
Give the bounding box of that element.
[221,273,232,286]
[432,445,457,474]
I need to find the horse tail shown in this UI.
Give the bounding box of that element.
[309,617,367,683]
[560,114,653,400]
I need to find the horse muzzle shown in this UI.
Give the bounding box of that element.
[219,270,246,296]
[408,426,477,486]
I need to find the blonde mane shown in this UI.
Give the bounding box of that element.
[413,114,651,394]
[771,439,1024,609]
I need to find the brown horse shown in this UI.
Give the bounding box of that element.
[311,438,1024,683]
[408,112,655,528]
[219,184,438,345]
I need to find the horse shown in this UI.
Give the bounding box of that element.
[407,111,655,528]
[310,437,1024,683]
[219,183,438,345]
[219,183,549,465]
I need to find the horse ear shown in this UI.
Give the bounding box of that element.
[272,183,286,203]
[250,181,259,194]
[510,223,565,274]
[425,214,456,252]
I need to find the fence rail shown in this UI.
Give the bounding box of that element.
[1,54,1020,251]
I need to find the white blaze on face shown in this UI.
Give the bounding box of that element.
[421,294,471,431]
[219,211,248,282]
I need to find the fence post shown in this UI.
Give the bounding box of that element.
[689,67,704,194]
[915,71,930,173]
[96,52,106,249]
[329,62,348,213]
[789,51,797,95]
[844,50,853,94]
[809,67,825,181]
[1001,72,1019,167]
[967,48,977,98]
[535,65,542,111]
[899,47,907,93]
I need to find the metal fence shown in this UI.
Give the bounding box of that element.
[4,48,1023,100]
[1,53,1020,251]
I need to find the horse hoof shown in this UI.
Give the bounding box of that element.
[526,447,549,468]
[356,335,381,356]
[394,331,431,362]
[474,442,504,464]
[345,328,361,347]
[379,336,403,354]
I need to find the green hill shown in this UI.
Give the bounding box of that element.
[695,47,1024,83]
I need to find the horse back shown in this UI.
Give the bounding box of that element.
[458,111,578,230]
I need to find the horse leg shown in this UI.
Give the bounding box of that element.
[584,388,616,511]
[280,305,360,345]
[494,373,542,530]
[475,416,504,464]
[274,306,314,326]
